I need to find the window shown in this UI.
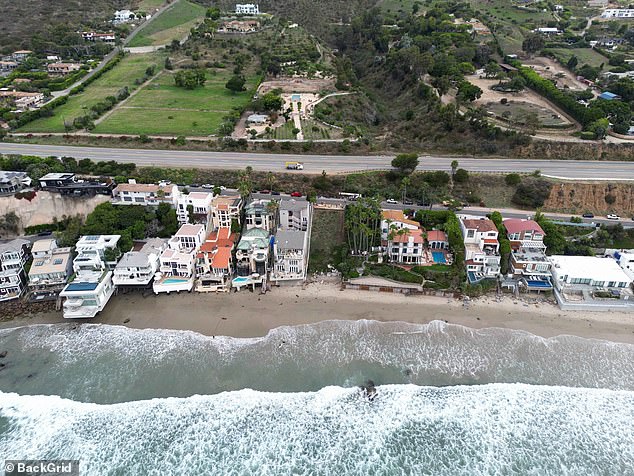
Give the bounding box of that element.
[467,230,475,238]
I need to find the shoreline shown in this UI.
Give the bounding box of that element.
[2,282,634,344]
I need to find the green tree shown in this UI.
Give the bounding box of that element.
[522,33,545,54]
[391,153,419,175]
[484,62,502,79]
[453,168,469,183]
[261,92,283,111]
[450,160,459,178]
[225,75,246,94]
[566,55,578,70]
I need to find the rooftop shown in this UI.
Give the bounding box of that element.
[279,198,309,212]
[503,218,544,236]
[427,230,448,242]
[211,246,232,269]
[0,238,30,255]
[461,217,497,233]
[391,228,425,244]
[550,255,633,284]
[175,223,205,237]
[40,173,75,181]
[275,230,306,250]
[114,183,174,193]
[382,209,419,227]
[31,238,57,254]
[29,248,72,275]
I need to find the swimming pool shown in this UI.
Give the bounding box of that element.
[163,278,188,285]
[291,94,301,101]
[525,279,553,289]
[432,251,446,264]
[233,277,250,284]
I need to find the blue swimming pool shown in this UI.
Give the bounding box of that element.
[432,251,446,264]
[163,278,188,285]
[233,277,250,284]
[291,94,301,101]
[525,279,553,288]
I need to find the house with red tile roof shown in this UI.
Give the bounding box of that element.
[381,210,420,242]
[387,227,426,265]
[426,230,448,250]
[459,216,500,281]
[195,227,237,292]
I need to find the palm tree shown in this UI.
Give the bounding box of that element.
[451,160,459,179]
[266,199,279,230]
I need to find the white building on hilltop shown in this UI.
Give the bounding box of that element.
[153,224,206,294]
[113,238,166,288]
[112,180,181,207]
[59,235,120,318]
[114,9,135,23]
[0,239,31,302]
[601,8,634,18]
[235,3,259,15]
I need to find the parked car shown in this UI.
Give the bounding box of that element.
[190,183,200,188]
[271,191,281,195]
[386,198,398,204]
[582,213,594,218]
[201,184,214,189]
[290,191,302,197]
[607,214,620,220]
[259,190,271,194]
[37,231,53,236]
[403,199,414,205]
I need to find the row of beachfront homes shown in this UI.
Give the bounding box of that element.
[0,189,312,318]
[381,211,634,303]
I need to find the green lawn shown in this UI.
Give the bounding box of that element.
[94,69,255,136]
[128,0,206,47]
[266,121,297,140]
[136,0,166,11]
[19,53,164,133]
[545,47,608,69]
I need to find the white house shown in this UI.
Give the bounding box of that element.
[533,27,561,34]
[28,239,73,299]
[380,209,420,243]
[113,238,166,287]
[601,8,634,18]
[11,50,32,62]
[459,216,500,281]
[279,199,310,231]
[112,180,181,206]
[0,239,31,302]
[605,249,634,281]
[503,219,552,288]
[271,230,309,284]
[244,199,275,232]
[59,235,121,318]
[177,191,215,229]
[387,228,425,265]
[153,224,206,294]
[235,3,259,15]
[0,171,31,194]
[113,9,135,23]
[549,255,632,291]
[212,195,242,229]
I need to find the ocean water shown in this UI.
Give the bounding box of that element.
[1,320,633,475]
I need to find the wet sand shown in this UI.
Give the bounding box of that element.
[3,283,634,344]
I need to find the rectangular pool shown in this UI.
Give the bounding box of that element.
[432,251,447,264]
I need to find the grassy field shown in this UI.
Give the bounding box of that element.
[94,69,256,136]
[266,121,298,140]
[301,119,342,139]
[128,0,206,47]
[308,208,345,272]
[135,0,166,11]
[19,53,164,133]
[545,47,608,69]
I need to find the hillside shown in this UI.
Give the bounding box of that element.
[544,182,634,217]
[0,0,129,53]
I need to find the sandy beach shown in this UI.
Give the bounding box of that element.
[2,282,634,344]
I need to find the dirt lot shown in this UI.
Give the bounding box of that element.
[258,77,335,94]
[523,56,591,93]
[467,74,578,130]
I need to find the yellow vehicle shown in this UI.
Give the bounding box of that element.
[285,161,304,170]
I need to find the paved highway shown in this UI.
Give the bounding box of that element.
[1,143,634,180]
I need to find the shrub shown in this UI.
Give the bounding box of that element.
[505,173,521,186]
[512,178,553,208]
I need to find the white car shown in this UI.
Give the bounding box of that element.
[606,214,620,220]
[386,198,399,204]
[201,184,214,189]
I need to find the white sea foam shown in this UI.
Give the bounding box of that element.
[1,384,633,475]
[1,320,634,404]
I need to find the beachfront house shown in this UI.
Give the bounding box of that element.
[113,238,166,289]
[212,195,243,229]
[0,239,31,302]
[271,230,309,284]
[504,218,552,290]
[195,228,237,292]
[387,228,425,265]
[0,171,31,195]
[153,224,206,294]
[177,191,215,230]
[235,3,259,14]
[59,235,121,318]
[459,216,500,282]
[549,255,633,303]
[27,238,73,300]
[112,180,181,206]
[245,199,276,232]
[234,228,271,290]
[605,249,634,281]
[380,210,420,243]
[279,199,309,231]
